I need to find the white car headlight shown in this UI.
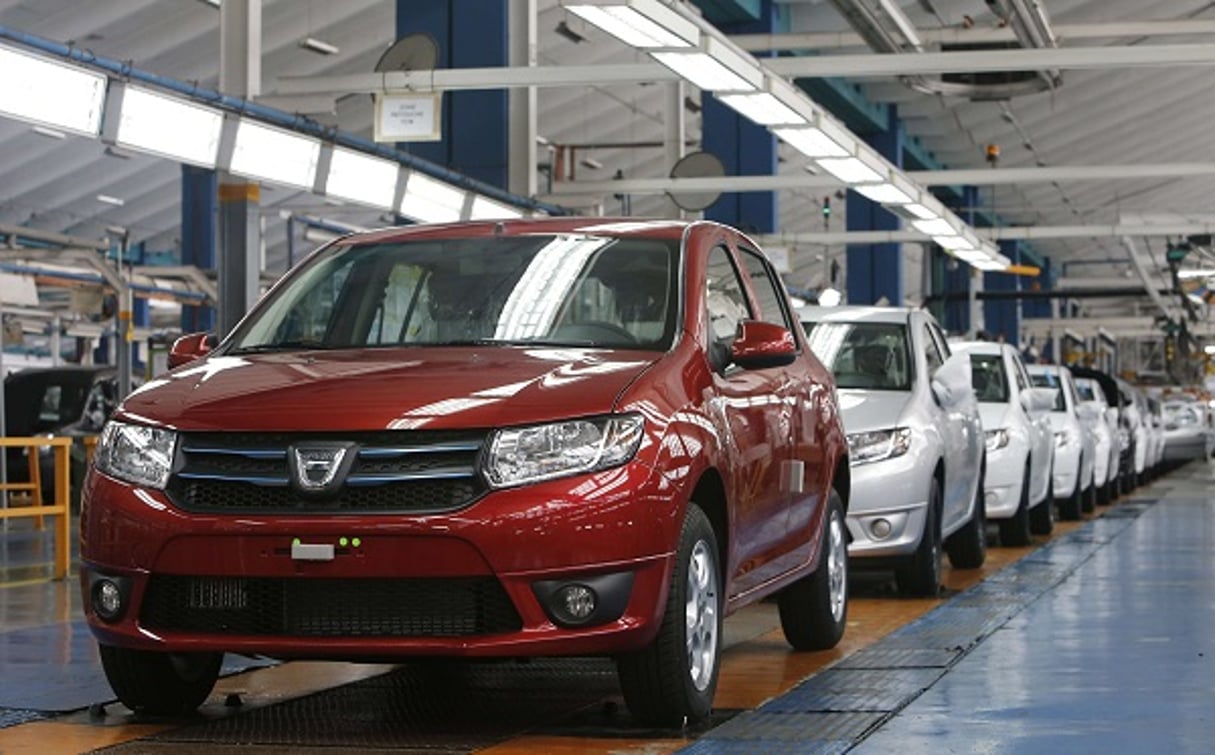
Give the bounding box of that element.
[985,428,1010,452]
[484,414,644,488]
[847,427,912,466]
[94,421,177,490]
[1054,429,1071,448]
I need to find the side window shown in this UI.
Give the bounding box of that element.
[737,247,792,329]
[706,246,752,345]
[921,324,945,374]
[929,323,952,358]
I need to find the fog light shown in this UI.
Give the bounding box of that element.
[870,518,892,539]
[985,491,998,508]
[553,584,597,625]
[93,579,123,621]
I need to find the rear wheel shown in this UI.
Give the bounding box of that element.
[617,504,721,727]
[946,462,987,569]
[99,644,222,715]
[778,489,848,651]
[999,463,1033,547]
[895,476,942,598]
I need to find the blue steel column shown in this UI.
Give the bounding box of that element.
[396,0,508,188]
[180,165,216,333]
[983,240,1021,345]
[700,1,780,234]
[846,110,903,305]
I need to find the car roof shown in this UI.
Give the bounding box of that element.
[951,340,1006,355]
[343,217,704,247]
[799,305,915,325]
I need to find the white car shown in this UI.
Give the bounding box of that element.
[1116,378,1149,488]
[1145,395,1167,473]
[803,306,986,597]
[953,341,1056,546]
[1162,398,1215,462]
[1074,376,1118,505]
[1028,365,1097,519]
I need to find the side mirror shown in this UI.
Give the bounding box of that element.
[730,320,797,370]
[1021,387,1057,413]
[931,352,973,408]
[1076,402,1102,423]
[168,332,217,369]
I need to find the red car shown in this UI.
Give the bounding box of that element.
[81,218,850,726]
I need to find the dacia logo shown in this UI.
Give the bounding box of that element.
[289,443,355,494]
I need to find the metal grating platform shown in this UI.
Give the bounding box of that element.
[0,708,48,729]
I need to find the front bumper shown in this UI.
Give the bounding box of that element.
[982,445,1026,520]
[845,451,932,559]
[1053,442,1081,498]
[80,462,682,659]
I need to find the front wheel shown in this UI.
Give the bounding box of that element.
[778,489,848,651]
[999,463,1033,547]
[99,644,222,715]
[617,504,721,728]
[1056,457,1084,520]
[946,462,987,569]
[895,477,942,597]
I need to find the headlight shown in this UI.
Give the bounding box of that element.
[847,427,912,466]
[1054,429,1071,448]
[485,414,644,488]
[1117,428,1130,450]
[94,421,177,490]
[985,428,1010,452]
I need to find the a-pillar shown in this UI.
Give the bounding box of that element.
[701,2,780,235]
[397,0,509,189]
[180,165,215,333]
[846,110,903,305]
[217,0,261,337]
[983,240,1021,346]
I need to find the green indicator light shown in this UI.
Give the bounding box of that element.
[292,538,301,546]
[352,538,362,548]
[339,537,348,547]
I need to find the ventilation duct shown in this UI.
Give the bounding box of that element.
[825,0,1062,100]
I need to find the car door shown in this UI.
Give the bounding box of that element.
[1011,351,1053,503]
[703,243,793,597]
[923,319,979,534]
[734,241,825,571]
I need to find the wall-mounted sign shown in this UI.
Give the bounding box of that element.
[374,92,441,142]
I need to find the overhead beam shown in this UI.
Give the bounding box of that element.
[273,43,1215,95]
[753,223,1215,246]
[730,20,1215,51]
[545,163,1215,197]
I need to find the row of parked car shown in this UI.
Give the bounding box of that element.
[798,304,1211,597]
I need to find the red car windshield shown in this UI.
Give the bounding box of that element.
[227,235,680,352]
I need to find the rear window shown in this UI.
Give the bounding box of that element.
[804,322,912,391]
[969,354,1009,403]
[1075,381,1096,402]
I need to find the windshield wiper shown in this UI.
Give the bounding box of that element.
[227,340,336,354]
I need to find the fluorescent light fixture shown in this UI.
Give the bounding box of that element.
[954,248,989,262]
[1177,269,1215,279]
[902,202,938,220]
[299,37,339,56]
[196,0,220,7]
[564,0,699,48]
[652,37,763,92]
[325,147,398,209]
[229,119,321,190]
[854,172,917,205]
[969,257,1007,271]
[718,91,806,127]
[96,194,125,206]
[913,217,959,236]
[816,152,884,185]
[470,196,524,220]
[116,86,223,167]
[0,45,106,136]
[934,234,978,251]
[774,120,853,159]
[399,172,467,223]
[32,125,66,139]
[1204,344,1215,355]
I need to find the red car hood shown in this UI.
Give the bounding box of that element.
[119,347,659,432]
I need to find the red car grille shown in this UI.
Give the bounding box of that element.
[165,431,488,514]
[140,575,523,637]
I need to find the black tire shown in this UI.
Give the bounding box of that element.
[1081,479,1096,514]
[999,463,1034,547]
[778,489,848,651]
[946,461,986,569]
[98,644,222,715]
[617,505,721,727]
[1098,475,1113,506]
[1056,456,1084,521]
[895,476,942,597]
